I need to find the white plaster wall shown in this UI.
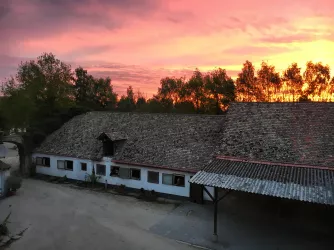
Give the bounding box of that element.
[203,186,215,201]
[33,154,214,200]
[33,154,93,181]
[0,169,10,196]
[107,161,192,197]
[0,172,4,195]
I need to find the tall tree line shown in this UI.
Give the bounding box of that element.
[235,60,333,102]
[1,52,334,145]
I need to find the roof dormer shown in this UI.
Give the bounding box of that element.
[97,131,127,157]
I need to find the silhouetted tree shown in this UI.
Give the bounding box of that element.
[157,77,184,103]
[140,97,172,113]
[236,60,259,101]
[329,77,334,101]
[136,97,147,111]
[257,61,281,102]
[204,68,235,114]
[117,86,136,112]
[303,61,331,101]
[92,77,117,109]
[174,101,196,114]
[283,63,303,102]
[74,67,95,108]
[183,69,205,113]
[0,53,91,146]
[1,53,74,127]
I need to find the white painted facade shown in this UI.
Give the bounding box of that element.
[0,143,8,158]
[32,153,214,200]
[0,169,10,197]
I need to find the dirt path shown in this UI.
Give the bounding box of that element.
[0,179,195,250]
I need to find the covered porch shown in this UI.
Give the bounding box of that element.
[189,157,334,241]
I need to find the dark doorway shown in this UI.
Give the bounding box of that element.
[190,183,203,204]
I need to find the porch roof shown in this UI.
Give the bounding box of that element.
[190,158,334,205]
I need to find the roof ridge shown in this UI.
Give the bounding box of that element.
[215,155,334,171]
[230,102,334,105]
[86,110,226,118]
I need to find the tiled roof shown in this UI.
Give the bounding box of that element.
[217,102,334,168]
[190,158,334,205]
[35,112,225,172]
[98,131,128,141]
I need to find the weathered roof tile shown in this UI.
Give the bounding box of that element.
[35,112,225,172]
[216,102,334,168]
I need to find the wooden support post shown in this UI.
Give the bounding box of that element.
[212,187,218,242]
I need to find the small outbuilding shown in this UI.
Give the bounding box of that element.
[0,160,11,197]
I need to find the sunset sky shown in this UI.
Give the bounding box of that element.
[1,0,334,96]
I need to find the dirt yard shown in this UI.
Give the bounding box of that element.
[0,179,195,250]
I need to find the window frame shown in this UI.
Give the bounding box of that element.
[81,163,87,171]
[65,160,73,171]
[57,160,74,171]
[96,164,106,176]
[57,160,65,170]
[173,174,185,187]
[130,168,141,180]
[110,166,120,176]
[36,157,43,165]
[36,157,50,167]
[118,167,130,179]
[162,173,185,187]
[147,171,159,184]
[44,157,50,167]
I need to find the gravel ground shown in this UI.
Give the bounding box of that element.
[0,179,195,250]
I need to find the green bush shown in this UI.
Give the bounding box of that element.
[6,176,22,192]
[85,167,100,187]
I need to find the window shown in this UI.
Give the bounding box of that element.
[36,157,43,165]
[57,160,65,169]
[110,166,120,176]
[162,174,185,187]
[57,160,73,171]
[81,163,87,171]
[66,161,73,171]
[44,158,50,167]
[162,174,173,185]
[119,168,130,179]
[174,175,185,186]
[147,171,159,184]
[36,157,50,167]
[96,164,106,176]
[130,169,141,180]
[112,167,141,180]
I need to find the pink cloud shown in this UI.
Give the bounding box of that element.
[1,0,334,96]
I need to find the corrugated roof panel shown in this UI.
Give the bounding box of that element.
[190,159,334,205]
